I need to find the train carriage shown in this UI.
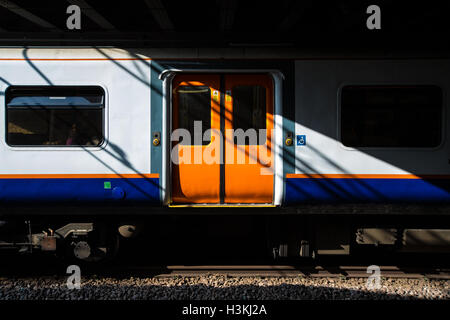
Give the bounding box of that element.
[0,47,449,261]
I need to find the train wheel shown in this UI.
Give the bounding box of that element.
[60,223,120,265]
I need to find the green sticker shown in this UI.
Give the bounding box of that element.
[104,181,111,189]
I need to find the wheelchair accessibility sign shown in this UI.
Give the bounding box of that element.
[297,135,306,146]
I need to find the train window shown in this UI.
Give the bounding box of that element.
[232,85,266,145]
[6,86,104,147]
[341,85,442,148]
[176,86,211,145]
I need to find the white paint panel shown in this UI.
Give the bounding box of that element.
[0,57,152,175]
[294,60,450,175]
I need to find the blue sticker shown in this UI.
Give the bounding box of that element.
[297,135,306,146]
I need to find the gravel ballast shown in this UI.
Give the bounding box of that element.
[0,275,449,300]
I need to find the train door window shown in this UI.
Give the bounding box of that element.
[232,85,266,145]
[341,85,442,148]
[176,86,211,145]
[5,86,104,147]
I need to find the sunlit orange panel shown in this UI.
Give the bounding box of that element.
[224,74,274,203]
[171,74,221,203]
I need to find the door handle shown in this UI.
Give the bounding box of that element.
[153,131,160,146]
[285,131,293,146]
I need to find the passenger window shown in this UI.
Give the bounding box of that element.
[232,85,266,145]
[6,86,104,147]
[341,85,442,148]
[176,86,211,145]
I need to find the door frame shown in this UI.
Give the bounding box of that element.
[159,69,285,206]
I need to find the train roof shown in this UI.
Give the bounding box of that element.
[0,47,450,60]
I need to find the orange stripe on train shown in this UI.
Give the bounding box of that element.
[286,174,450,179]
[0,58,152,61]
[0,174,159,179]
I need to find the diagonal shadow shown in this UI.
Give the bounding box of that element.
[16,48,164,198]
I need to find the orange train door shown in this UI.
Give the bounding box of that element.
[171,74,221,203]
[171,73,274,204]
[224,74,274,203]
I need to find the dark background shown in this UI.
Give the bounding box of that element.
[0,0,448,53]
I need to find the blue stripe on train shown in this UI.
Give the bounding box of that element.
[285,178,450,204]
[0,178,160,204]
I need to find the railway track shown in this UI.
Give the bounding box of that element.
[161,265,450,279]
[1,251,449,279]
[108,264,450,279]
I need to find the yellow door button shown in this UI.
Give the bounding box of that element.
[285,137,293,146]
[153,138,160,146]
